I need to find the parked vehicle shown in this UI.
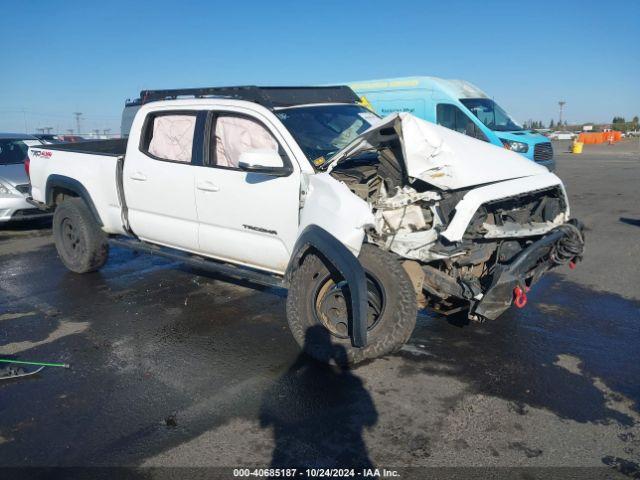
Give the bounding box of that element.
[348,77,555,171]
[535,129,552,137]
[58,135,85,143]
[548,131,576,141]
[0,134,52,223]
[28,86,584,364]
[32,134,64,144]
[121,98,141,137]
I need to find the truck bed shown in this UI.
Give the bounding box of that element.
[28,141,127,235]
[37,138,127,156]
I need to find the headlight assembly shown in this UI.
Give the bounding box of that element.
[0,182,11,196]
[501,139,529,153]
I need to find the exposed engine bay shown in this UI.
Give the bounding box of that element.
[329,139,584,321]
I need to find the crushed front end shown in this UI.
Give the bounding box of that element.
[326,113,585,321]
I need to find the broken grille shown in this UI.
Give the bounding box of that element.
[464,186,564,238]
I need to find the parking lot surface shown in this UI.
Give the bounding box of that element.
[1,140,639,476]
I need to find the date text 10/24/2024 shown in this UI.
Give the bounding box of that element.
[233,468,400,477]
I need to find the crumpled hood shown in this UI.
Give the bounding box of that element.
[327,113,549,190]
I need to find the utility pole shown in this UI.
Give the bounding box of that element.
[558,101,566,126]
[73,112,83,135]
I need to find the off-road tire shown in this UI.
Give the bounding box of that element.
[53,197,109,273]
[286,244,417,364]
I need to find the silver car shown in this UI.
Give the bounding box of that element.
[0,133,50,223]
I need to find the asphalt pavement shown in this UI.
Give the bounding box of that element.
[0,139,639,478]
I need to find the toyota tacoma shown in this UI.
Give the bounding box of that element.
[27,86,584,364]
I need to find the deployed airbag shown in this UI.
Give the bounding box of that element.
[148,115,196,163]
[215,116,278,168]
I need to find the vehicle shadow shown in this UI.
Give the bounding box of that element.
[176,263,288,299]
[398,274,640,426]
[0,218,52,240]
[259,326,377,472]
[620,217,640,228]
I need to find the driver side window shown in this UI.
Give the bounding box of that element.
[436,104,488,142]
[211,115,279,168]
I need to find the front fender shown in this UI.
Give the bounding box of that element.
[297,173,374,257]
[286,225,368,348]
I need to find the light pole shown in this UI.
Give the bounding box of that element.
[73,112,83,135]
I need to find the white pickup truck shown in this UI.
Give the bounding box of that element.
[28,86,584,364]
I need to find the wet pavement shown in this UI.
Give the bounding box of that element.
[0,140,639,476]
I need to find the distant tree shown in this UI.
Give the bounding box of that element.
[612,116,626,124]
[633,115,639,124]
[550,119,555,128]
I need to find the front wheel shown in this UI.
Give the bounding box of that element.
[286,244,417,365]
[53,197,109,273]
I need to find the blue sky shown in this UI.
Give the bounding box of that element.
[1,0,638,134]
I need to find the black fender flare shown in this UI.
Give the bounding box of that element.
[45,174,103,226]
[285,225,368,348]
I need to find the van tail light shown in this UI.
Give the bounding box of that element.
[24,157,30,178]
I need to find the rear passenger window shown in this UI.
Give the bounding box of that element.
[141,113,197,163]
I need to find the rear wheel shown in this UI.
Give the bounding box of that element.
[286,244,417,364]
[53,197,109,273]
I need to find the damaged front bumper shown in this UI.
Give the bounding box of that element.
[471,220,585,320]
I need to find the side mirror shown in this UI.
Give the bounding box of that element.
[238,149,284,171]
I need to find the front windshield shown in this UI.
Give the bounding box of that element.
[460,98,523,132]
[275,104,380,165]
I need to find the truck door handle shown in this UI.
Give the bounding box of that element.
[130,172,147,181]
[197,181,219,192]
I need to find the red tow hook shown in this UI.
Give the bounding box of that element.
[513,286,528,308]
[569,260,577,270]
